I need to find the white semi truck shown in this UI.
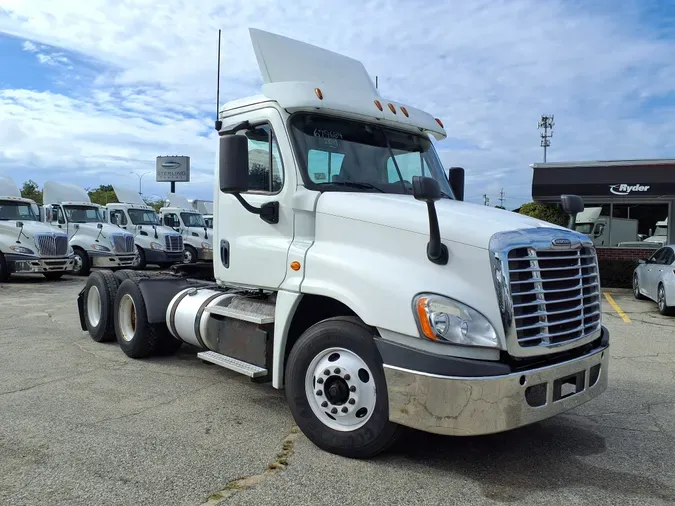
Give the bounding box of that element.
[159,193,213,264]
[103,186,185,269]
[0,176,75,281]
[41,181,136,276]
[574,207,638,246]
[190,199,214,229]
[76,28,609,459]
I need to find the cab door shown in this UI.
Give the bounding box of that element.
[214,107,295,289]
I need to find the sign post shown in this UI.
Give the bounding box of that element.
[156,156,191,193]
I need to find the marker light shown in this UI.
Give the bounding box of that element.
[290,261,301,271]
[387,103,396,114]
[314,88,323,100]
[374,100,383,111]
[435,118,444,128]
[413,294,499,348]
[400,106,409,117]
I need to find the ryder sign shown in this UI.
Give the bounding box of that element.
[609,183,650,196]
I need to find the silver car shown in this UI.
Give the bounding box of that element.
[632,245,675,316]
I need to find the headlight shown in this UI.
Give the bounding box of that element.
[413,293,499,348]
[201,242,212,250]
[150,242,164,250]
[91,244,111,252]
[9,245,34,255]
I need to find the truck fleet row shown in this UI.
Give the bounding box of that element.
[71,29,609,459]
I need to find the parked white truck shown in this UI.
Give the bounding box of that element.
[0,176,75,281]
[159,193,213,264]
[574,207,638,246]
[103,186,185,269]
[190,199,214,229]
[41,181,136,276]
[76,28,609,459]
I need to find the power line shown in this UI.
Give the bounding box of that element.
[537,114,555,162]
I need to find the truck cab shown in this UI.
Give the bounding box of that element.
[104,186,185,269]
[574,207,638,246]
[190,199,214,229]
[77,28,609,459]
[0,176,75,281]
[159,193,213,264]
[41,181,136,276]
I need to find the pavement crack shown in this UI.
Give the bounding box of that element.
[0,368,102,396]
[201,426,300,505]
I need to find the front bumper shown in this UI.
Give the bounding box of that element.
[6,254,76,274]
[144,248,184,264]
[380,328,609,436]
[90,252,136,268]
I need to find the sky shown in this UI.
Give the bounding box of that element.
[1,0,675,209]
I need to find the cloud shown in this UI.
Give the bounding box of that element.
[0,0,674,205]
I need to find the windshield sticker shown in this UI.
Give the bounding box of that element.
[314,128,343,149]
[314,172,327,181]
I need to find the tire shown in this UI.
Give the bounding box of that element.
[114,269,143,283]
[183,245,198,264]
[73,248,91,276]
[114,278,168,358]
[83,270,119,342]
[132,246,147,270]
[633,273,646,300]
[657,284,675,316]
[284,316,403,459]
[0,253,10,282]
[43,272,65,281]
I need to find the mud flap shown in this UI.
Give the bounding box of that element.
[76,287,87,331]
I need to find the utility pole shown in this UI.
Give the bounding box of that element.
[499,188,505,208]
[483,194,490,206]
[538,114,554,162]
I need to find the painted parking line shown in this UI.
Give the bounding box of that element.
[603,292,632,323]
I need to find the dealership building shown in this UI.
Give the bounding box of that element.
[531,159,675,257]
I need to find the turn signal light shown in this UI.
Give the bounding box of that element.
[290,261,301,271]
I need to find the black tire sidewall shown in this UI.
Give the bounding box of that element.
[284,318,397,458]
[84,271,118,342]
[114,278,158,358]
[184,245,198,264]
[74,248,90,276]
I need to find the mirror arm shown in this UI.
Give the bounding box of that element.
[424,202,448,265]
[232,193,279,225]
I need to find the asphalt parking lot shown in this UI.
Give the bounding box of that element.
[1,274,674,506]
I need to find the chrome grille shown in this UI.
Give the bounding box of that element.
[508,246,601,348]
[111,233,135,254]
[164,234,184,252]
[34,233,69,257]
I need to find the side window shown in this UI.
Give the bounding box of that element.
[387,152,430,183]
[51,205,65,224]
[307,149,345,183]
[164,213,179,228]
[663,248,675,265]
[111,210,127,226]
[650,248,667,264]
[243,124,284,193]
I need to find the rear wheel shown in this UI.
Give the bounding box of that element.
[83,270,119,342]
[284,316,403,459]
[633,273,646,300]
[657,284,675,316]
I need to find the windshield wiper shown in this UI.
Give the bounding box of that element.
[318,181,385,193]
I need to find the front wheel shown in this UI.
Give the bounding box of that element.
[284,316,403,459]
[633,273,646,300]
[73,248,91,276]
[183,245,198,264]
[131,246,147,270]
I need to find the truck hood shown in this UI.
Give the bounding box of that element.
[0,219,65,240]
[72,223,133,237]
[316,193,568,249]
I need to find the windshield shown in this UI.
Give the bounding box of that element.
[289,113,455,197]
[64,205,103,223]
[575,223,594,235]
[180,212,205,228]
[0,200,39,221]
[654,226,667,236]
[128,208,160,225]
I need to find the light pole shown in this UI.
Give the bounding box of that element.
[130,171,151,194]
[537,115,555,162]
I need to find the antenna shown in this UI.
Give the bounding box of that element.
[375,75,378,89]
[214,29,222,131]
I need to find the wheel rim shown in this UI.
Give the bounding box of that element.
[659,287,665,310]
[132,247,141,267]
[74,254,83,274]
[304,347,376,432]
[87,285,102,327]
[183,249,192,263]
[118,294,137,341]
[633,275,639,296]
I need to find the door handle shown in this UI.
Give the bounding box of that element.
[220,239,230,268]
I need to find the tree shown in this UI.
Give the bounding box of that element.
[143,197,164,212]
[21,180,42,204]
[87,184,118,206]
[518,201,568,227]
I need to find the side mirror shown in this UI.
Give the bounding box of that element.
[638,259,646,264]
[561,194,584,215]
[412,176,442,202]
[219,134,249,193]
[97,223,103,229]
[16,221,23,228]
[448,167,465,202]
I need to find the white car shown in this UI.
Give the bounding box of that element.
[632,245,675,315]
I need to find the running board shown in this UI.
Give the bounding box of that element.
[197,351,268,378]
[204,305,275,325]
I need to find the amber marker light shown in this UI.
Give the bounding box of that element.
[314,88,323,100]
[415,296,437,341]
[387,103,396,114]
[290,261,301,271]
[435,117,444,128]
[374,100,383,111]
[400,106,409,117]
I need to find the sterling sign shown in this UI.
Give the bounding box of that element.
[609,183,651,196]
[156,156,191,183]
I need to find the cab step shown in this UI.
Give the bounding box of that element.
[197,350,268,378]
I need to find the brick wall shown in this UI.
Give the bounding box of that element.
[596,247,654,261]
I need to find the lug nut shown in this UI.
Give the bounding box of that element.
[321,401,328,408]
[331,407,338,414]
[316,390,323,396]
[324,369,330,375]
[317,377,324,384]
[348,398,355,405]
[334,368,341,374]
[341,407,348,413]
[349,386,356,392]
[344,374,351,381]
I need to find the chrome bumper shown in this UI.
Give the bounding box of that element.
[12,257,75,273]
[384,344,609,436]
[91,254,136,268]
[198,248,213,261]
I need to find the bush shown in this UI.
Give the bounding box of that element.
[518,202,568,227]
[599,259,638,289]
